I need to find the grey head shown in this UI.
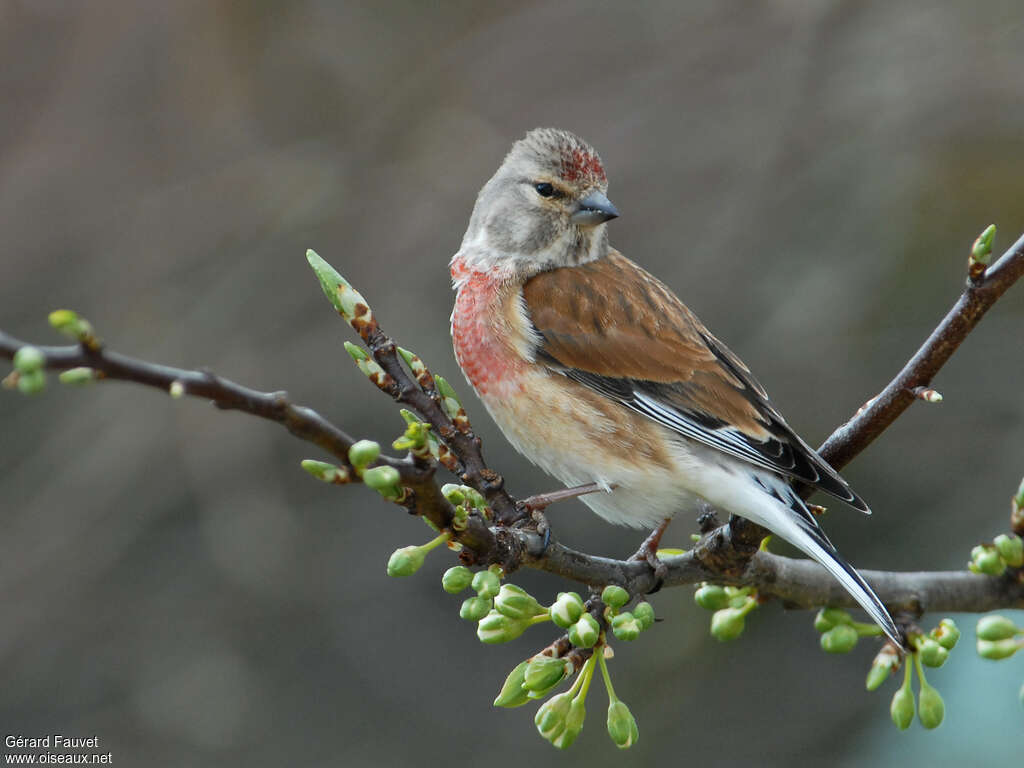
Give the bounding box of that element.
[455,128,620,278]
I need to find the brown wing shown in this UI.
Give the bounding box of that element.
[522,250,868,511]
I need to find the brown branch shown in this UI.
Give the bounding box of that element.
[816,231,1024,472]
[4,229,1024,619]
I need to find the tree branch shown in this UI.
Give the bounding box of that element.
[3,229,1023,619]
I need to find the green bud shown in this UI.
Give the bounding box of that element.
[348,439,380,469]
[866,646,900,691]
[820,624,859,654]
[493,660,531,708]
[459,596,492,622]
[386,545,424,577]
[890,679,915,730]
[633,601,655,631]
[524,655,571,693]
[362,465,402,497]
[976,638,1020,660]
[601,585,629,609]
[917,638,949,668]
[13,346,45,373]
[48,309,96,344]
[535,691,572,743]
[568,613,600,648]
[58,367,95,385]
[994,533,1024,567]
[931,618,960,650]
[918,683,944,729]
[494,584,547,620]
[977,615,1018,641]
[169,380,185,398]
[441,566,473,594]
[477,611,528,644]
[550,592,585,628]
[300,459,350,484]
[434,375,465,422]
[606,699,639,749]
[441,484,466,505]
[17,369,45,395]
[305,249,370,321]
[471,569,501,599]
[694,584,729,611]
[552,697,586,750]
[611,613,642,642]
[813,607,853,633]
[970,224,997,266]
[710,608,746,642]
[969,545,1005,576]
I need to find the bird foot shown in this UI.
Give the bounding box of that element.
[631,517,673,592]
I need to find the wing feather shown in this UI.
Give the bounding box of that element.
[522,250,869,512]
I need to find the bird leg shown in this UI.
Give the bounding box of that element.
[631,516,673,590]
[517,481,616,512]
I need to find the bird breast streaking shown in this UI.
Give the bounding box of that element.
[449,127,902,647]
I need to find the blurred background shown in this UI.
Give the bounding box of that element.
[2,1,1023,765]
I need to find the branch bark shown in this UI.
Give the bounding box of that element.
[3,229,1024,618]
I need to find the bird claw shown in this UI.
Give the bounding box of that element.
[631,517,673,592]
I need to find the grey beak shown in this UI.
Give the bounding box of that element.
[571,190,620,226]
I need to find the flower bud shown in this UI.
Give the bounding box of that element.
[710,607,746,642]
[601,585,629,609]
[17,369,45,395]
[969,545,1005,576]
[13,346,45,373]
[386,545,424,577]
[440,484,466,505]
[552,697,586,749]
[459,596,492,622]
[930,618,960,650]
[493,660,531,708]
[820,624,859,654]
[494,584,547,620]
[300,459,350,484]
[471,569,501,599]
[918,683,944,729]
[976,638,1020,660]
[917,638,949,668]
[977,615,1018,641]
[611,613,642,642]
[568,613,600,648]
[813,607,853,633]
[694,584,729,611]
[994,533,1024,567]
[477,611,528,644]
[348,439,380,469]
[633,601,655,631]
[58,367,95,385]
[865,646,900,691]
[890,683,915,730]
[606,700,639,749]
[48,309,96,345]
[524,655,571,693]
[550,592,585,628]
[362,465,402,497]
[441,566,473,594]
[535,692,572,743]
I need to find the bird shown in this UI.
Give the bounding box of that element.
[449,127,902,647]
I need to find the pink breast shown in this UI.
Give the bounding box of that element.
[450,269,524,397]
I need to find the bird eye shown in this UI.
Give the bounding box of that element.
[534,182,557,198]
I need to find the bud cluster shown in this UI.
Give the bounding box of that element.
[694,583,759,642]
[7,345,47,395]
[812,608,886,654]
[441,483,490,530]
[599,585,654,643]
[975,614,1023,660]
[968,533,1023,576]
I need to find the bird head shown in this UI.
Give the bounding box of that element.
[456,128,619,278]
